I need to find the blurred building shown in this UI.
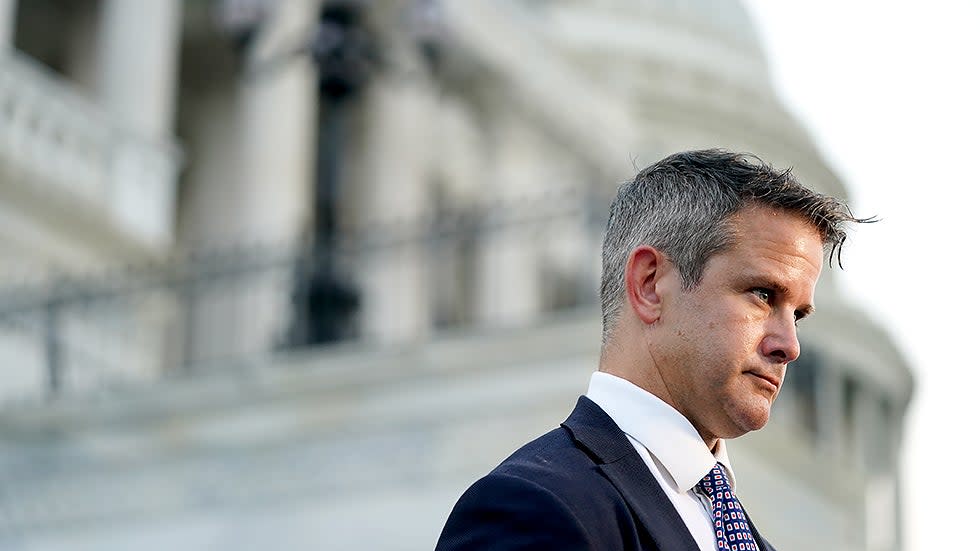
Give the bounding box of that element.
[0,1,913,550]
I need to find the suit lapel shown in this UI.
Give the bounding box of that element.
[561,396,700,551]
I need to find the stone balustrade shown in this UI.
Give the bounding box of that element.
[0,50,180,247]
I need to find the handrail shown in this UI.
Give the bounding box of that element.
[0,190,603,407]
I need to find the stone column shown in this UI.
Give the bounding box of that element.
[178,0,320,250]
[853,382,884,473]
[236,0,318,246]
[354,78,433,342]
[0,0,16,49]
[584,183,610,302]
[186,0,320,366]
[545,162,601,310]
[95,0,181,138]
[92,0,182,248]
[474,113,543,326]
[865,473,897,551]
[815,361,846,460]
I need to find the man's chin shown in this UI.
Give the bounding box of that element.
[727,402,771,435]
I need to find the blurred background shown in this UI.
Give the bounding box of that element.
[2,0,972,549]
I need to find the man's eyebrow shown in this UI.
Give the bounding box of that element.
[762,279,790,295]
[743,275,789,295]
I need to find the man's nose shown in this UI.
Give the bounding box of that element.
[761,313,800,363]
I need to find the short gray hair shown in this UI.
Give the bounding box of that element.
[599,149,869,345]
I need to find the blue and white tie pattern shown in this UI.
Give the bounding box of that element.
[697,462,759,551]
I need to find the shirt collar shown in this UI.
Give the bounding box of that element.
[585,371,736,493]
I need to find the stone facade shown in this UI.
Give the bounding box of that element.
[0,1,912,550]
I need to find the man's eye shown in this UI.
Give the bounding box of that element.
[793,310,809,326]
[752,288,772,303]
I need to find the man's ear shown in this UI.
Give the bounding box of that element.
[624,246,669,325]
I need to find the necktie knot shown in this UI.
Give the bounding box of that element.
[698,463,759,551]
[698,462,734,501]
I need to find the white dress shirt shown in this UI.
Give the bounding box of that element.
[586,371,736,551]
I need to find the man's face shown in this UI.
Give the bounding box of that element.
[651,206,824,443]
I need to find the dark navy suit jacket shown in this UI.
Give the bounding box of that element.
[435,396,776,550]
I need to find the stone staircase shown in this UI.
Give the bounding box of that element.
[0,312,598,550]
[0,308,872,550]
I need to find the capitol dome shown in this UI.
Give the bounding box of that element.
[526,0,846,201]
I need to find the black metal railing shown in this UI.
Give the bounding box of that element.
[0,187,608,405]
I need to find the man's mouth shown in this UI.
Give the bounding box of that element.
[746,371,780,391]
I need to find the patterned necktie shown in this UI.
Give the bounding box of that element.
[697,462,759,551]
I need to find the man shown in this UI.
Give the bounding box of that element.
[435,150,868,550]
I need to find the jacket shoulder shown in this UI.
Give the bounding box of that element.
[491,426,605,492]
[435,427,634,551]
